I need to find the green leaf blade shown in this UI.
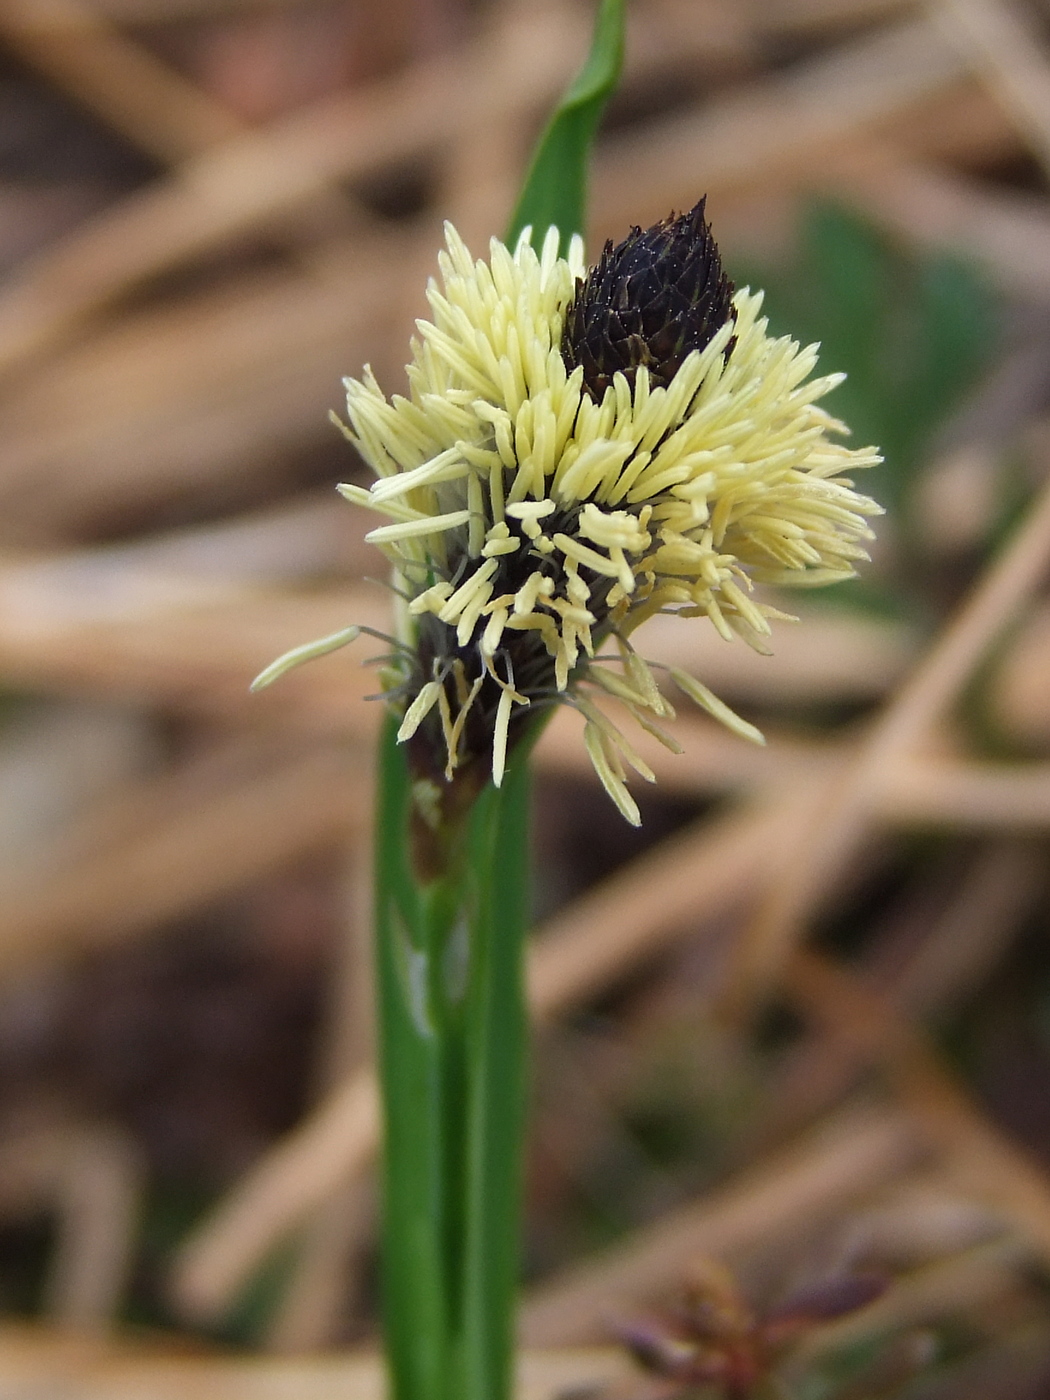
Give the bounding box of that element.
[506,0,626,247]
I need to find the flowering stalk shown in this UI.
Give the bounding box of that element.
[371,9,626,1400]
[253,2,880,1394]
[372,707,538,1400]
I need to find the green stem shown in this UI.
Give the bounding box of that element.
[374,715,456,1400]
[374,712,537,1400]
[458,734,535,1400]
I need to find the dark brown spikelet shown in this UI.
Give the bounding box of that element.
[561,197,735,401]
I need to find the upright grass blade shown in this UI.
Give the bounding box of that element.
[506,0,626,246]
[373,4,627,1398]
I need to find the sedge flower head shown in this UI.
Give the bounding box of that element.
[257,200,881,825]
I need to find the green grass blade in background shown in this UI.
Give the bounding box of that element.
[506,0,625,247]
[739,201,998,523]
[733,199,1000,630]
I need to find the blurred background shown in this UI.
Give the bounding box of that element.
[2,0,1050,1395]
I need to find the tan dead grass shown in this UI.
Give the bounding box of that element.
[1,0,1050,1393]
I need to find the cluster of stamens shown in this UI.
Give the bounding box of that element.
[257,201,881,824]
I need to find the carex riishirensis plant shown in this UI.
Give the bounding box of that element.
[252,2,881,1395]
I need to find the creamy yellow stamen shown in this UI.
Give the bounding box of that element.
[321,221,881,817]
